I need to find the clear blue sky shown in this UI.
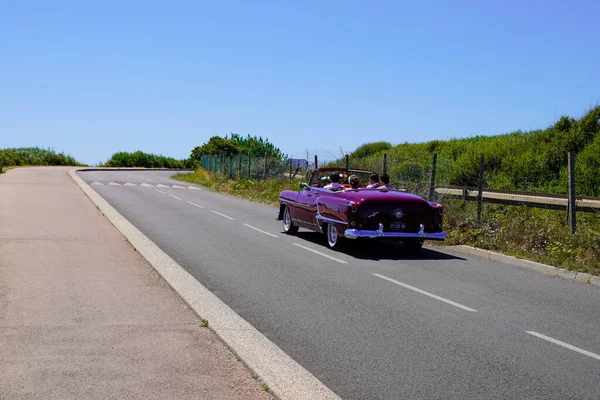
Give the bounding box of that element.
[2,0,599,165]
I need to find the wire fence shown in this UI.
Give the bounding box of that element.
[200,151,599,234]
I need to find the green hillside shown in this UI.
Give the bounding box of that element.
[345,106,600,197]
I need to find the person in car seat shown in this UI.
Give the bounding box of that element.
[367,173,380,188]
[347,175,360,190]
[378,174,395,190]
[323,173,344,191]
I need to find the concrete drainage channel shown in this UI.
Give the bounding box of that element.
[69,169,340,400]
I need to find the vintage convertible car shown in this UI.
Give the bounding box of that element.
[275,168,446,251]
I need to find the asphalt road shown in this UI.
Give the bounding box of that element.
[79,170,600,400]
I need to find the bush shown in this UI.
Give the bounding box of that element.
[101,151,187,169]
[0,147,84,167]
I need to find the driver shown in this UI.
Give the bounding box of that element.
[323,173,344,191]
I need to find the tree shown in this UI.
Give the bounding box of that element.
[190,136,241,161]
[190,134,285,162]
[228,133,285,158]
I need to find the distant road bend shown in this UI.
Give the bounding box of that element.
[79,170,600,400]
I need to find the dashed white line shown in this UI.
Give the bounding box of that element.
[186,201,205,209]
[243,223,279,238]
[373,273,478,312]
[169,195,182,200]
[526,331,600,361]
[291,243,347,264]
[211,210,235,220]
[155,190,166,194]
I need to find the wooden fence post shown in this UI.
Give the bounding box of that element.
[382,154,387,175]
[477,153,484,222]
[314,155,318,169]
[568,151,576,234]
[345,154,349,176]
[247,151,251,178]
[428,153,438,201]
[263,152,268,180]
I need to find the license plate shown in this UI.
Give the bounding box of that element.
[390,222,405,231]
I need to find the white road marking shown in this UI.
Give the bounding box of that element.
[526,331,600,361]
[188,186,202,190]
[156,183,170,188]
[107,182,121,186]
[172,184,185,189]
[292,243,348,264]
[373,273,478,312]
[169,195,182,200]
[91,181,104,186]
[186,201,205,209]
[124,182,137,186]
[243,223,279,238]
[141,183,154,188]
[155,190,166,194]
[210,210,235,220]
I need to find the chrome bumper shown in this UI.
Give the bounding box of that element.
[344,223,446,240]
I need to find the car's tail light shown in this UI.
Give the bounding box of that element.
[349,201,358,213]
[436,204,444,215]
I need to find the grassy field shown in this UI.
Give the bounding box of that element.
[174,169,600,276]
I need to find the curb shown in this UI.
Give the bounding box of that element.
[446,245,600,287]
[69,169,340,400]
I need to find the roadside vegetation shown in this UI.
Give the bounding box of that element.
[0,147,84,169]
[173,169,298,206]
[100,151,191,169]
[344,106,600,196]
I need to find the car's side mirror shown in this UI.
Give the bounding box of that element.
[299,182,310,191]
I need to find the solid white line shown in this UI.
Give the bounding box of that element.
[373,273,478,312]
[155,190,166,194]
[291,243,347,264]
[186,201,205,209]
[169,195,182,200]
[526,331,600,361]
[211,210,235,220]
[243,223,279,238]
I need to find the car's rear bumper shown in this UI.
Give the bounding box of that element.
[344,223,446,240]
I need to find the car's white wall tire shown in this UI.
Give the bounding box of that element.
[282,206,299,234]
[325,223,343,250]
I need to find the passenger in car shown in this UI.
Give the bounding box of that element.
[323,173,344,191]
[367,173,380,188]
[347,175,360,190]
[378,174,395,190]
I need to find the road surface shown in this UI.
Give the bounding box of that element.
[78,170,600,400]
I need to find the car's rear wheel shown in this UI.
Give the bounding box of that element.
[404,239,423,253]
[282,206,299,234]
[325,223,344,250]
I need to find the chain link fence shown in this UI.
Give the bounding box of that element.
[200,150,599,235]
